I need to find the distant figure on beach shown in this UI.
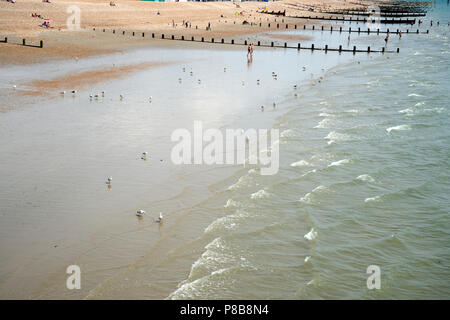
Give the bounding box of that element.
[385,32,389,45]
[399,31,402,39]
[348,34,351,46]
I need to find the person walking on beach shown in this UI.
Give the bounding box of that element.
[247,43,252,57]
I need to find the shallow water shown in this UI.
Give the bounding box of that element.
[0,2,449,299]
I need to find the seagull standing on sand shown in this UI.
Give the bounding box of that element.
[107,176,112,184]
[156,212,163,223]
[141,152,148,160]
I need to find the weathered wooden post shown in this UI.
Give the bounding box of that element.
[171,35,174,40]
[182,35,185,40]
[339,45,342,52]
[113,30,115,34]
[311,43,314,50]
[152,33,155,38]
[123,31,125,35]
[211,38,214,43]
[142,32,145,37]
[284,42,287,48]
[40,40,43,48]
[397,48,400,53]
[298,43,301,50]
[258,41,261,46]
[325,44,328,52]
[201,37,204,42]
[231,39,234,44]
[353,45,356,54]
[22,39,25,46]
[245,40,247,45]
[162,34,165,39]
[221,38,224,43]
[367,46,370,53]
[271,42,274,47]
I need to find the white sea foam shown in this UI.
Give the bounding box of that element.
[328,159,351,167]
[399,108,414,115]
[312,185,327,192]
[356,174,375,183]
[365,195,381,203]
[290,160,311,167]
[408,93,424,97]
[304,256,311,263]
[304,228,317,241]
[227,175,252,190]
[224,199,240,208]
[250,189,270,199]
[314,118,331,129]
[280,129,296,138]
[386,124,411,133]
[319,112,331,117]
[324,131,350,145]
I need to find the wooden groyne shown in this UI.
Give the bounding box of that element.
[93,28,400,54]
[0,36,43,48]
[317,11,426,18]
[263,13,417,24]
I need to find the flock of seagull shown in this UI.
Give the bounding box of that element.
[40,63,333,224]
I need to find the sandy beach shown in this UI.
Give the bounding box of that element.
[0,0,361,65]
[2,0,447,302]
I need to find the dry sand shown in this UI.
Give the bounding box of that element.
[0,0,369,65]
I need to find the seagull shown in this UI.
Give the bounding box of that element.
[136,210,146,217]
[149,96,152,102]
[89,94,93,100]
[141,152,148,160]
[94,94,99,99]
[13,85,17,89]
[261,105,264,111]
[101,91,105,97]
[107,176,112,184]
[155,212,163,223]
[120,94,124,100]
